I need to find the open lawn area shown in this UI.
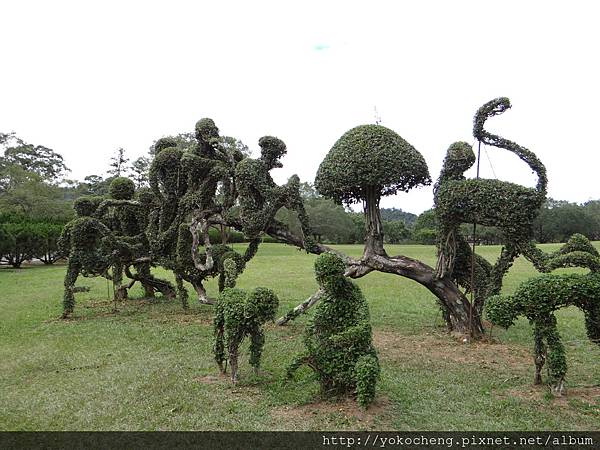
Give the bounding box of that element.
[1,243,599,431]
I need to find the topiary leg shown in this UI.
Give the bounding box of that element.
[543,317,567,396]
[228,340,239,383]
[354,354,380,408]
[249,329,265,375]
[533,324,546,385]
[175,273,189,309]
[62,262,80,319]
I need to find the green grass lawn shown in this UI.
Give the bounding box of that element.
[1,243,598,430]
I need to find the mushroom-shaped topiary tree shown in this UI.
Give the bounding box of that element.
[316,125,430,257]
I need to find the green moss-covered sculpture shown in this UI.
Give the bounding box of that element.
[486,235,600,395]
[287,253,380,407]
[435,98,547,281]
[213,260,279,383]
[316,124,430,257]
[235,136,315,250]
[58,196,115,318]
[97,178,176,303]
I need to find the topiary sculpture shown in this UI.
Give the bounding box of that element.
[486,236,600,395]
[96,178,176,302]
[434,98,547,280]
[213,261,279,383]
[58,196,116,318]
[235,136,315,250]
[287,253,380,407]
[316,124,430,257]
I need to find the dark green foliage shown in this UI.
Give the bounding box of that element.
[0,221,39,268]
[534,199,600,243]
[380,207,417,226]
[486,236,600,395]
[213,285,279,382]
[287,253,380,407]
[108,177,135,200]
[32,222,63,264]
[315,124,430,205]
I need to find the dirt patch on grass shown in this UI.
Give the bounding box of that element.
[270,396,391,429]
[373,330,532,369]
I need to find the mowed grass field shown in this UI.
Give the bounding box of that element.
[1,243,599,431]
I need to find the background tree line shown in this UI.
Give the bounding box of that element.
[2,130,600,267]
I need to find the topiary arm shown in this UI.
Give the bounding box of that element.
[286,352,312,379]
[329,321,372,347]
[248,327,265,371]
[57,222,73,256]
[213,304,226,372]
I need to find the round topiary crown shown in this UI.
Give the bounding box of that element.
[109,177,135,200]
[315,124,430,205]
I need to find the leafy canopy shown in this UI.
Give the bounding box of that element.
[315,124,430,205]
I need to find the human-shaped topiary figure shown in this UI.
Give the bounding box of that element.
[486,235,600,396]
[96,178,176,302]
[316,125,430,258]
[434,98,547,280]
[179,118,231,213]
[58,196,115,318]
[213,259,279,383]
[235,136,316,251]
[287,253,380,407]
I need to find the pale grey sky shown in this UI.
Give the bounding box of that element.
[1,0,599,214]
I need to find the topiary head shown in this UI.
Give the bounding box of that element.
[195,118,219,143]
[246,287,279,323]
[154,137,178,155]
[315,124,430,206]
[314,252,346,291]
[74,196,101,217]
[559,233,599,257]
[473,97,511,138]
[439,141,475,180]
[258,136,286,169]
[222,258,240,289]
[136,187,157,208]
[485,294,522,329]
[109,177,135,200]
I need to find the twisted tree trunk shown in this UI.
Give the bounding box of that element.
[266,221,484,338]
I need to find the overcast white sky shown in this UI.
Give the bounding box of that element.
[1,0,599,214]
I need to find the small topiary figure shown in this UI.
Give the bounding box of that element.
[486,236,600,396]
[213,260,279,383]
[287,253,380,407]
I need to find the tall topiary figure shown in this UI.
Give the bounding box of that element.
[58,196,115,318]
[287,253,380,407]
[316,125,430,257]
[434,98,547,281]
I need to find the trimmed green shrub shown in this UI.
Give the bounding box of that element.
[287,253,380,407]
